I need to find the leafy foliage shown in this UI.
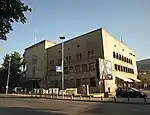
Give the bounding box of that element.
[0,0,31,40]
[0,51,23,88]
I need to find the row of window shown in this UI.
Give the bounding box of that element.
[113,52,133,64]
[50,50,96,65]
[48,77,96,88]
[68,50,95,61]
[59,44,80,53]
[129,52,135,57]
[114,64,134,74]
[65,63,96,74]
[48,63,96,76]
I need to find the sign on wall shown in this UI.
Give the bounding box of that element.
[56,66,62,73]
[96,58,113,80]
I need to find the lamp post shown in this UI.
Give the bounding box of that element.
[60,36,65,90]
[6,58,11,94]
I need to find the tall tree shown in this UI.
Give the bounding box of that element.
[0,0,31,40]
[0,51,23,88]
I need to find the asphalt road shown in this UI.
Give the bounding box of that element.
[0,97,150,115]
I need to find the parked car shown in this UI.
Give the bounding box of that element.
[116,87,147,98]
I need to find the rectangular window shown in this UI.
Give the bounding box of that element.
[75,65,81,72]
[76,54,79,59]
[118,65,120,71]
[89,62,95,71]
[132,69,134,73]
[69,56,71,62]
[91,50,95,56]
[113,52,116,58]
[82,78,88,85]
[52,70,56,76]
[125,67,127,72]
[64,67,68,74]
[90,77,96,87]
[48,69,56,76]
[123,66,125,72]
[51,60,54,65]
[76,79,81,87]
[69,66,74,73]
[57,59,60,65]
[55,80,58,87]
[79,53,82,59]
[70,79,75,88]
[119,54,121,60]
[128,68,130,73]
[121,66,123,71]
[51,81,53,87]
[114,64,118,70]
[88,51,90,57]
[66,56,69,62]
[82,64,88,72]
[64,79,68,88]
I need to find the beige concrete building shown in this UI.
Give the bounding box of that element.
[23,40,56,88]
[46,28,139,93]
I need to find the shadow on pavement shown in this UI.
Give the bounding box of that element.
[0,107,67,115]
[81,103,150,115]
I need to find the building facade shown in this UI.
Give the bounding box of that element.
[23,40,56,88]
[46,28,139,93]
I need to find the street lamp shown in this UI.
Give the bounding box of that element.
[6,58,11,94]
[60,36,65,90]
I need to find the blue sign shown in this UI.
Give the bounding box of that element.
[56,66,62,72]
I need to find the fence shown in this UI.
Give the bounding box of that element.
[10,92,150,104]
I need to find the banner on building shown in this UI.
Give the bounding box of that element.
[98,58,113,80]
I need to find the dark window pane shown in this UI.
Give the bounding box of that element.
[82,64,88,72]
[113,52,116,58]
[75,65,81,72]
[90,77,96,87]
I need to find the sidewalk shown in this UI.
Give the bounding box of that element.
[7,93,150,104]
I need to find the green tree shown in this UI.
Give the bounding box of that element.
[0,0,31,40]
[0,51,23,88]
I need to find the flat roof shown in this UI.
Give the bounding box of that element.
[25,40,56,50]
[46,28,103,50]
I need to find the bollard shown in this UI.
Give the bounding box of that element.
[71,95,73,100]
[144,97,147,102]
[62,94,64,99]
[80,95,82,100]
[89,96,92,100]
[100,96,103,101]
[127,97,129,101]
[114,96,116,101]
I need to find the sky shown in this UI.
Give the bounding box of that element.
[0,0,150,64]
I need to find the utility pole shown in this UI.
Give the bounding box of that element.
[6,59,11,94]
[60,36,65,90]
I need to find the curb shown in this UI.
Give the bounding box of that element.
[2,95,150,105]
